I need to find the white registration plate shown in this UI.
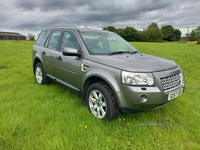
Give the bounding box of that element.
[168,88,183,101]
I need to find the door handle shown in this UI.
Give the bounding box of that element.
[42,51,46,55]
[56,56,62,61]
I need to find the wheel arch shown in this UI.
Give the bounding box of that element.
[33,58,42,74]
[82,75,120,105]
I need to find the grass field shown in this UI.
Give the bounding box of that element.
[0,41,200,150]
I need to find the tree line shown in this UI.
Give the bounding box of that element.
[103,22,200,43]
[186,26,200,42]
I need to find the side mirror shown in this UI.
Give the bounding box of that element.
[63,47,81,57]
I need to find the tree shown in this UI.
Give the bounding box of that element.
[195,26,200,44]
[146,23,163,42]
[173,28,182,41]
[122,26,139,41]
[103,26,118,33]
[161,25,181,41]
[187,26,200,42]
[148,22,159,28]
[138,29,148,42]
[189,30,197,41]
[103,26,139,41]
[195,26,200,39]
[161,25,174,41]
[27,33,35,41]
[116,28,125,37]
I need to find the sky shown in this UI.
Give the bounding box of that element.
[0,0,200,37]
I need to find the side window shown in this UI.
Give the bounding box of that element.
[60,31,80,51]
[46,31,62,50]
[35,30,48,46]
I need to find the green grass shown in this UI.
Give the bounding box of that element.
[0,41,200,150]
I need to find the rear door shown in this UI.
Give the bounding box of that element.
[41,30,62,79]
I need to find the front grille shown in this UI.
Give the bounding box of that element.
[160,74,182,91]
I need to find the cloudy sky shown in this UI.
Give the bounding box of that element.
[0,0,200,37]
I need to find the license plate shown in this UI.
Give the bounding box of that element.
[168,88,183,101]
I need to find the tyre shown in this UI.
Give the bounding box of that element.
[86,82,118,120]
[34,63,49,84]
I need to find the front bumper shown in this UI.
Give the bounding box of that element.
[117,85,184,112]
[116,68,185,112]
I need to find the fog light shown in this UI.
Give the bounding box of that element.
[138,95,148,103]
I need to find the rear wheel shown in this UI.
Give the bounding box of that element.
[34,63,49,84]
[86,82,118,120]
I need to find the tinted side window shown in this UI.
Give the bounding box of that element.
[36,30,48,46]
[60,31,80,51]
[46,31,62,50]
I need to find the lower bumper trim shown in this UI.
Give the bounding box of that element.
[119,101,170,113]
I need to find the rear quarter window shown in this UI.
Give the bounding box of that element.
[36,30,48,46]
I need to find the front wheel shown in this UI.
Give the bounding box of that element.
[86,82,119,120]
[34,63,49,84]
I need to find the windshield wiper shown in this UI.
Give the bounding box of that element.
[130,51,139,54]
[108,51,131,55]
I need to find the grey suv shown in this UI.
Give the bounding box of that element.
[32,27,185,120]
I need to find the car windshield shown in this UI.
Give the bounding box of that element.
[80,31,138,55]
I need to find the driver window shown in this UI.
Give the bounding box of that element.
[60,31,80,51]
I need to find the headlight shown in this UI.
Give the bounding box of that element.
[122,71,154,85]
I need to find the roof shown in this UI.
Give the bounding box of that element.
[41,27,109,33]
[76,28,108,33]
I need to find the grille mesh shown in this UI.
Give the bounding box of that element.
[160,74,181,91]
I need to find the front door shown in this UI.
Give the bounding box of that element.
[55,31,82,91]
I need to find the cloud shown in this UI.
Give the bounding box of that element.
[0,0,199,36]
